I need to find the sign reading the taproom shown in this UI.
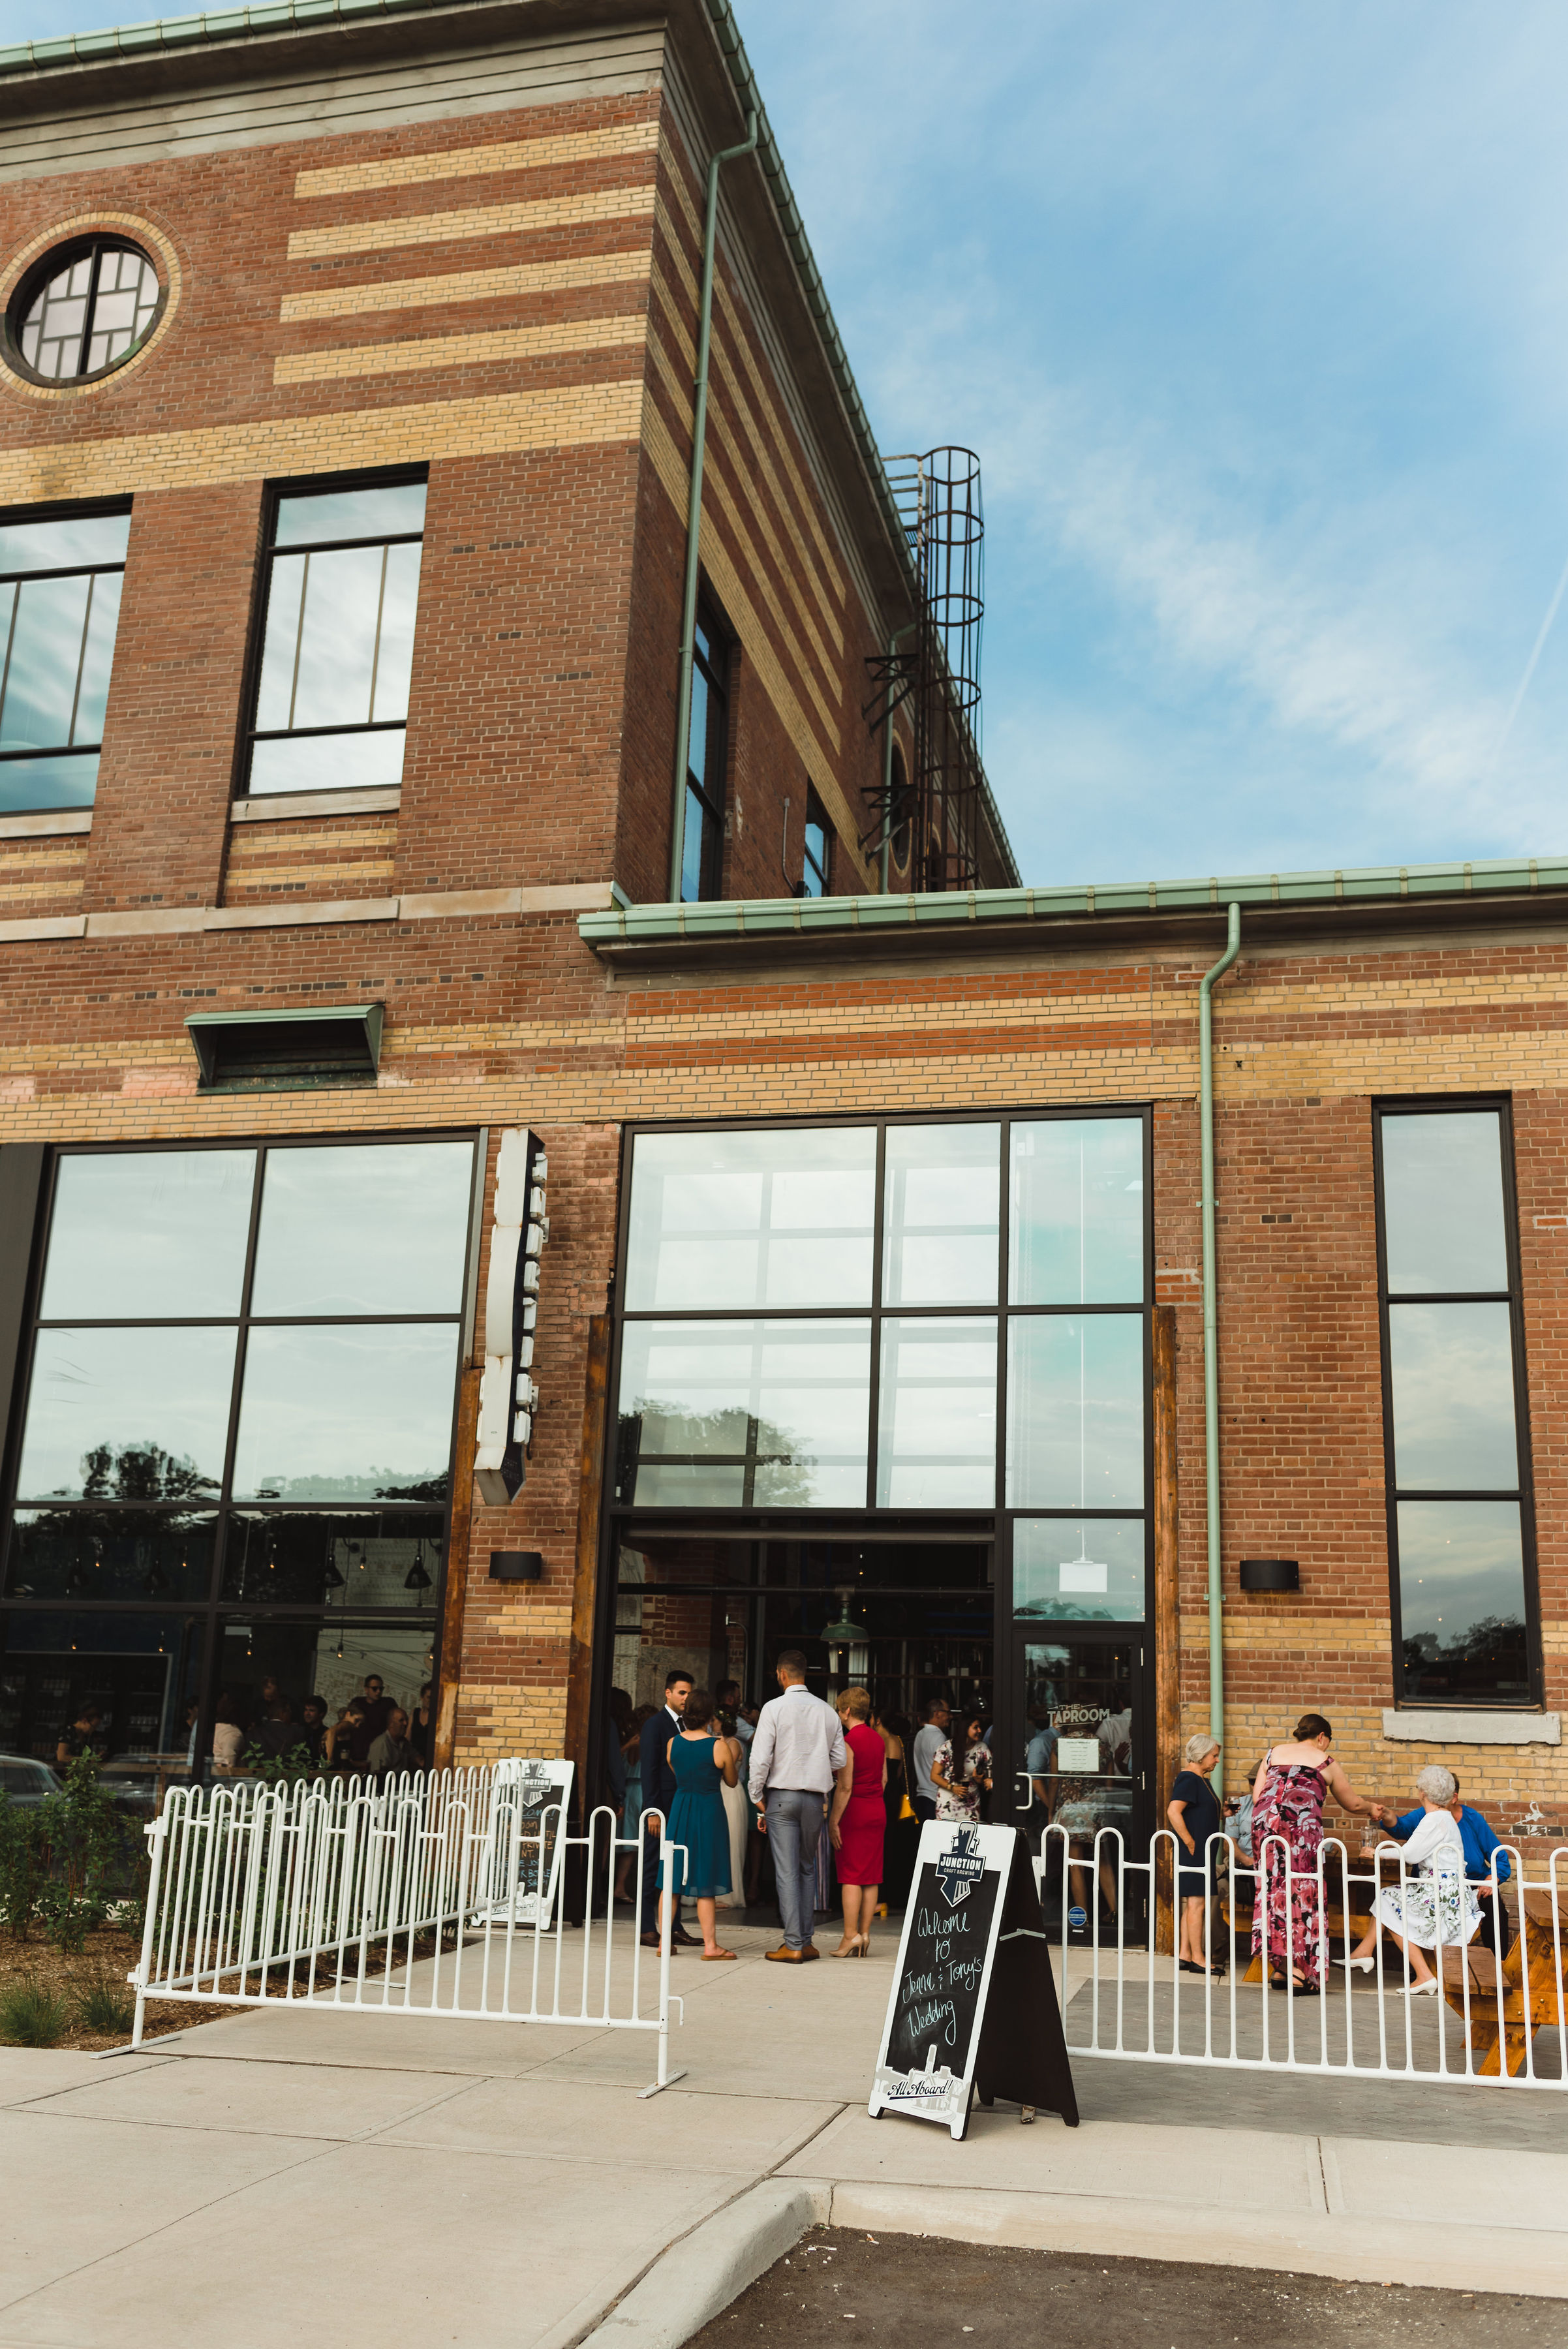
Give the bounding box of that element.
[869,1820,1078,2141]
[480,1759,574,1927]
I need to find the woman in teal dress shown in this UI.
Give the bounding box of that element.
[658,1688,741,1959]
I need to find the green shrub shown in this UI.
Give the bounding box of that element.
[74,1976,134,2036]
[0,1797,46,1938]
[0,1756,148,1950]
[0,1978,70,2047]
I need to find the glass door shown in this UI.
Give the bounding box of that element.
[1008,1631,1145,1937]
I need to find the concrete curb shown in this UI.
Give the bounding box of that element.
[574,2180,832,2349]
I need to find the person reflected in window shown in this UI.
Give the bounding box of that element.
[57,1702,104,1766]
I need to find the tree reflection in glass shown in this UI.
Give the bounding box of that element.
[16,1327,237,1500]
[1396,1499,1530,1702]
[616,1319,870,1506]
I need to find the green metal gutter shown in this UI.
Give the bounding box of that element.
[1199,904,1241,1791]
[579,850,1568,949]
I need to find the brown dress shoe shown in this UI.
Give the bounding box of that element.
[765,1945,806,1963]
[799,1944,821,1961]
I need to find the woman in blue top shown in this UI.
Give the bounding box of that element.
[658,1688,741,1959]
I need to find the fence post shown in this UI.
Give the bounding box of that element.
[129,1801,171,2049]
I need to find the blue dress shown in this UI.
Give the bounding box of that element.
[658,1734,732,1896]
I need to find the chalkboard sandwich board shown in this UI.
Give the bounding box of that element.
[869,1820,1077,2141]
[476,1758,574,1927]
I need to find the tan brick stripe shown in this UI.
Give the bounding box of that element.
[647,326,839,741]
[294,119,660,198]
[655,138,844,600]
[0,378,644,502]
[652,235,843,654]
[279,251,653,324]
[287,187,654,262]
[273,313,647,386]
[224,859,397,893]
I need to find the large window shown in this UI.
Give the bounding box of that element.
[7,238,162,386]
[0,506,129,814]
[245,476,425,797]
[1374,1101,1538,1706]
[0,1136,476,1775]
[680,606,728,902]
[612,1111,1150,1564]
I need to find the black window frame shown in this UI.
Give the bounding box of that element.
[0,1126,482,1765]
[1372,1094,1543,1710]
[0,496,132,816]
[680,598,730,903]
[238,465,428,803]
[5,236,165,390]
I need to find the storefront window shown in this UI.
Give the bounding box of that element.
[1,1135,476,1765]
[1006,1315,1144,1509]
[1009,1117,1143,1304]
[624,1126,876,1309]
[1013,1517,1145,1622]
[616,1319,871,1507]
[876,1316,997,1507]
[882,1123,1000,1305]
[1374,1102,1535,1704]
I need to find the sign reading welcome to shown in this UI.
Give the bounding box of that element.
[869,1820,1078,2141]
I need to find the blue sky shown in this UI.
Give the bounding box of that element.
[6,0,1568,887]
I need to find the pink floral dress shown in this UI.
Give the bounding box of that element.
[1250,1759,1329,1987]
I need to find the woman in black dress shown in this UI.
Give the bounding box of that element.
[1167,1732,1224,1975]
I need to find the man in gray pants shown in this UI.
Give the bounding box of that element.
[747,1649,850,1963]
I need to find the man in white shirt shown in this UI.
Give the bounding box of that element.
[910,1696,951,1825]
[747,1649,848,1962]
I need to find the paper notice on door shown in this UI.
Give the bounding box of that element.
[1059,1557,1109,1592]
[1056,1736,1102,1772]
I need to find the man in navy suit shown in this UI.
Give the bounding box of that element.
[639,1666,696,1948]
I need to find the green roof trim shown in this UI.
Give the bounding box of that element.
[0,0,433,73]
[578,853,1568,950]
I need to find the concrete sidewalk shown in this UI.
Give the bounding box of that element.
[1,1922,1564,2348]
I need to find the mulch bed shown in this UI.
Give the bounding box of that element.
[0,1929,189,2051]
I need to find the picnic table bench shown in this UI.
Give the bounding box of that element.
[1441,1884,1568,2077]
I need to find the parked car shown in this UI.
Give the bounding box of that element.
[0,1754,65,1807]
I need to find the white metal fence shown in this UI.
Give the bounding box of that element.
[129,1766,687,2094]
[1038,1824,1567,2090]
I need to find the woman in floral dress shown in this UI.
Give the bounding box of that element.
[930,1712,992,1823]
[1338,1764,1483,1993]
[1250,1712,1377,1993]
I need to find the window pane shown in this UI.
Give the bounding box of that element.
[1013,1517,1145,1622]
[219,1621,433,1747]
[1006,1315,1144,1509]
[0,1609,204,1773]
[71,570,123,742]
[221,1507,443,1606]
[688,662,711,789]
[41,1149,256,1319]
[626,1128,877,1310]
[0,512,130,572]
[16,1326,237,1501]
[617,1319,870,1507]
[0,752,98,812]
[231,1324,459,1501]
[1396,1499,1531,1702]
[254,551,305,730]
[248,732,405,795]
[876,1315,997,1508]
[274,482,427,547]
[0,574,91,747]
[249,1142,472,1315]
[680,783,705,903]
[883,1124,1000,1306]
[1009,1118,1144,1304]
[290,544,387,728]
[1388,1302,1518,1490]
[1381,1112,1508,1294]
[5,1509,216,1604]
[369,540,422,721]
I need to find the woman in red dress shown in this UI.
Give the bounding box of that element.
[829,1686,887,1957]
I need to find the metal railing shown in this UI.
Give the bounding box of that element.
[1037,1823,1567,2089]
[129,1766,688,2095]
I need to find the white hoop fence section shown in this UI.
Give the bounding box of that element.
[1036,1824,1567,2091]
[129,1766,688,2095]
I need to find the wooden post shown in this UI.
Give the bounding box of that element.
[562,1313,612,1795]
[1152,1303,1180,1957]
[433,1360,482,1773]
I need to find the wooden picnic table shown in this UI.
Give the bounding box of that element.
[1441,1882,1568,2078]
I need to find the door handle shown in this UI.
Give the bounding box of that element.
[1013,1770,1031,1811]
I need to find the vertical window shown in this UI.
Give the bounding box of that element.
[681,606,728,902]
[245,476,425,797]
[0,506,129,813]
[1375,1103,1537,1706]
[800,788,831,898]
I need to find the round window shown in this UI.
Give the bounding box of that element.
[7,236,163,385]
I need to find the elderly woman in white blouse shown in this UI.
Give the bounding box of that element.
[1336,1763,1483,1994]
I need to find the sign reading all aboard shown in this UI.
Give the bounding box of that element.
[869,1820,1078,2141]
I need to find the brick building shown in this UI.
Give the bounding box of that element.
[0,0,1561,1871]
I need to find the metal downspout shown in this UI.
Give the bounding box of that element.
[878,622,917,893]
[668,109,759,904]
[1199,902,1242,1787]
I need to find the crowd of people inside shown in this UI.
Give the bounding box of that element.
[198,1674,435,1784]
